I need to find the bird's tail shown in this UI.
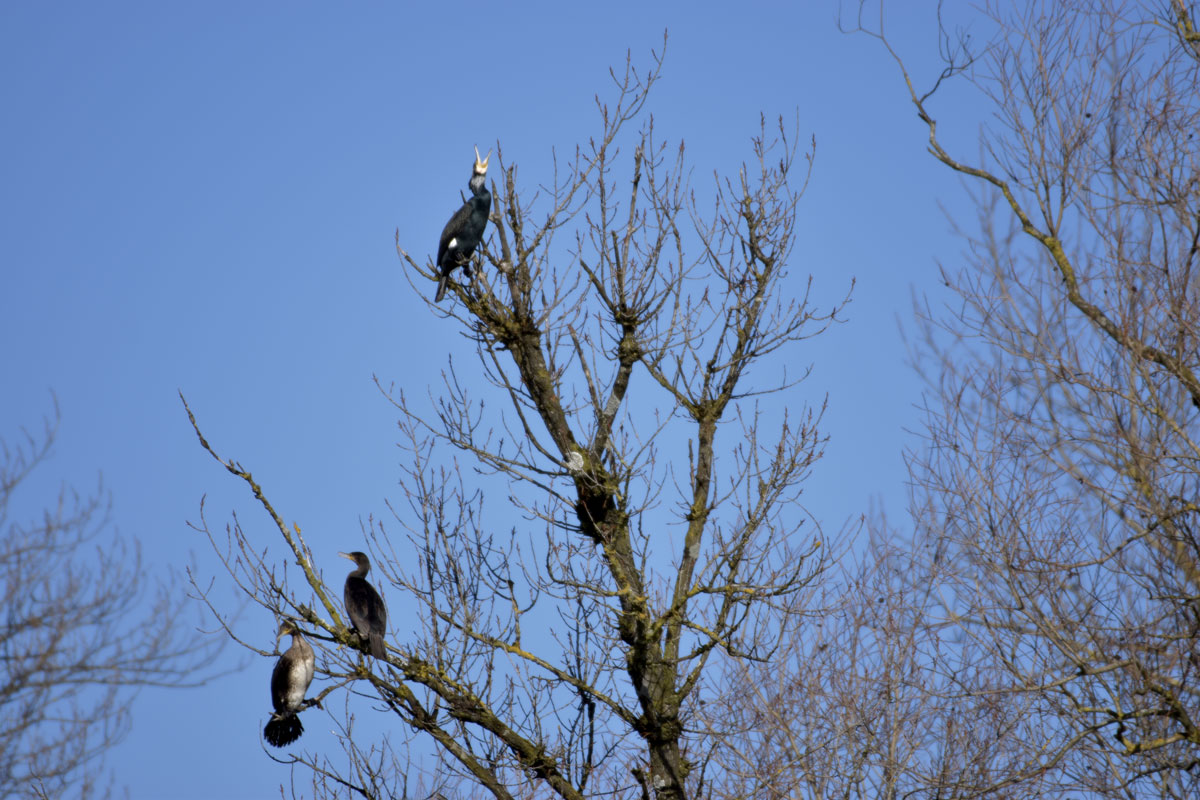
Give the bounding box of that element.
[434,273,449,302]
[264,712,305,747]
[369,632,386,660]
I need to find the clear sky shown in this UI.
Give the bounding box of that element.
[1,1,986,797]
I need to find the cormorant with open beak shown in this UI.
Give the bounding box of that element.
[263,620,316,747]
[435,146,491,302]
[339,550,388,659]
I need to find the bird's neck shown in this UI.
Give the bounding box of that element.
[469,173,488,197]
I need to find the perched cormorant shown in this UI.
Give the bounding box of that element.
[263,620,315,748]
[339,551,388,659]
[434,146,492,302]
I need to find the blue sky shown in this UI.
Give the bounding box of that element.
[1,1,985,796]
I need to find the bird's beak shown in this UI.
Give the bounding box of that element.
[337,551,352,561]
[474,145,491,172]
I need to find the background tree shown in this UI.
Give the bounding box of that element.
[699,4,1200,798]
[832,0,1200,796]
[186,46,852,799]
[0,404,220,800]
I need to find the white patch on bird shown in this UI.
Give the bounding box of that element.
[448,237,458,249]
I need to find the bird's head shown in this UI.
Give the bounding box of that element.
[276,619,299,644]
[473,145,491,176]
[338,550,370,569]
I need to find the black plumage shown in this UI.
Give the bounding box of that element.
[435,146,492,302]
[339,551,388,659]
[263,620,315,748]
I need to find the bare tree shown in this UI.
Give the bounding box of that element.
[0,404,220,800]
[186,43,853,799]
[840,0,1200,796]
